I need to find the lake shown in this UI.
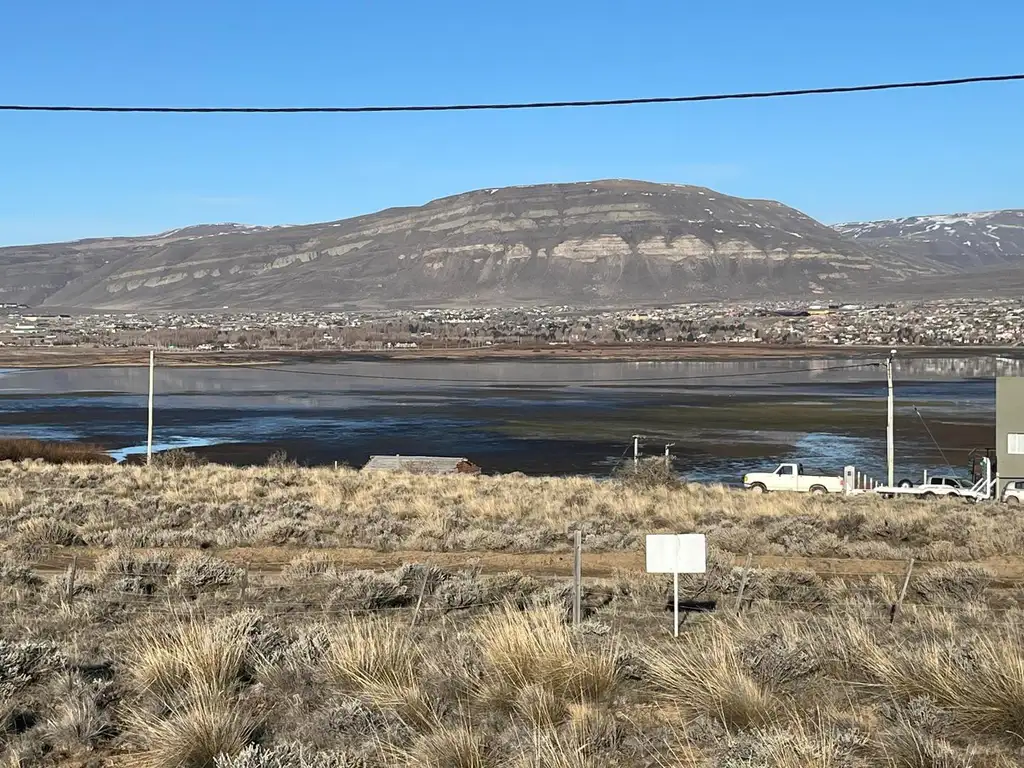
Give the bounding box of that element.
[0,355,1007,483]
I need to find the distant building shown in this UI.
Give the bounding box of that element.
[361,455,481,475]
[996,377,1024,494]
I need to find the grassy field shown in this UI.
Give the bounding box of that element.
[2,460,1024,766]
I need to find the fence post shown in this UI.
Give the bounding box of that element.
[735,553,753,615]
[65,555,78,608]
[572,529,582,627]
[889,558,915,624]
[240,562,250,602]
[410,566,430,629]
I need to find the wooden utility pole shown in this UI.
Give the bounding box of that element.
[146,349,155,465]
[572,529,582,627]
[886,349,896,487]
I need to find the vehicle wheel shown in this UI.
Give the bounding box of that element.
[748,483,767,494]
[881,493,895,500]
[897,478,913,488]
[921,491,936,500]
[809,485,827,495]
[1006,496,1020,505]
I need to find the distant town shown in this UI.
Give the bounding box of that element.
[0,298,1020,351]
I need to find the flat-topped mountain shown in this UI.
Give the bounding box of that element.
[0,180,970,309]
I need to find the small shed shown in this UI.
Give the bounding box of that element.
[361,455,481,475]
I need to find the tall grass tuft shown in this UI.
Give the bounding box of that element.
[129,687,259,768]
[394,722,493,768]
[856,626,1024,740]
[473,607,621,705]
[646,621,783,729]
[130,620,250,701]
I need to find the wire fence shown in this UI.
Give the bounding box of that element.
[5,546,1021,627]
[22,550,1024,581]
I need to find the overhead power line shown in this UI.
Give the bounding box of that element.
[2,74,1022,114]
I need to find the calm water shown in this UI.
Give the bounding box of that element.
[0,356,1004,483]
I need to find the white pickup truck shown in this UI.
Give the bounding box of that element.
[742,463,844,494]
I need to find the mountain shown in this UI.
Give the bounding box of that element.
[0,180,958,310]
[835,210,1024,270]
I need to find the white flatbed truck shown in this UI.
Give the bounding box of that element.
[870,459,995,502]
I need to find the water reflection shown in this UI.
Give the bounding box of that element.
[0,358,999,481]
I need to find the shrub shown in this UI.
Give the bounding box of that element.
[0,437,113,465]
[13,517,83,547]
[0,639,67,698]
[266,450,296,468]
[612,457,682,490]
[718,722,852,768]
[153,449,207,469]
[95,549,173,595]
[914,563,993,603]
[0,555,39,588]
[281,553,334,582]
[214,744,359,768]
[325,571,411,611]
[436,571,542,612]
[41,686,115,755]
[171,554,244,593]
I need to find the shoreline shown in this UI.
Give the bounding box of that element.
[0,343,1020,368]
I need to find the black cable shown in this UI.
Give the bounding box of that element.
[912,405,957,475]
[2,74,1021,114]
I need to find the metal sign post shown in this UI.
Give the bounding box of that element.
[645,533,707,637]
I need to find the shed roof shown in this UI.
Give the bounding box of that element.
[361,455,478,474]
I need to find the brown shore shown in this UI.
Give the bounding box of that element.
[0,342,1018,368]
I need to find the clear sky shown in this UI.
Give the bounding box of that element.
[2,0,1022,246]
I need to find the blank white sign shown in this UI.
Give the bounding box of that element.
[645,533,707,574]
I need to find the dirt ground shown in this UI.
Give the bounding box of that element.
[30,545,1024,582]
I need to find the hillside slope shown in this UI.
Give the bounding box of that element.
[2,181,947,309]
[836,210,1024,270]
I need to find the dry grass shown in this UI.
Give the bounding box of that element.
[2,463,1024,765]
[129,620,251,701]
[0,461,1019,563]
[647,620,786,730]
[473,606,621,705]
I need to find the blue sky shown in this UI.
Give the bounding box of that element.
[2,0,1022,246]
